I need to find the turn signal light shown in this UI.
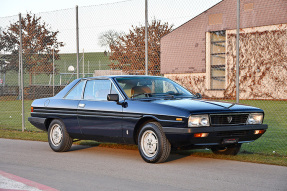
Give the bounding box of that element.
[31,107,34,112]
[254,130,266,135]
[194,133,209,138]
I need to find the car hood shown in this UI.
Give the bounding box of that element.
[151,98,262,114]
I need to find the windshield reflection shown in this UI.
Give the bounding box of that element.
[115,76,195,99]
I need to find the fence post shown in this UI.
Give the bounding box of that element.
[19,13,25,132]
[53,48,55,96]
[76,5,79,79]
[83,48,84,78]
[18,20,21,100]
[236,0,240,103]
[145,0,148,75]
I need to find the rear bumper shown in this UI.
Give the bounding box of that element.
[163,124,268,147]
[28,117,47,131]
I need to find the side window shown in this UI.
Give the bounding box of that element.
[65,80,86,100]
[84,79,120,101]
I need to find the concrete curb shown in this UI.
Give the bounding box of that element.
[0,170,58,191]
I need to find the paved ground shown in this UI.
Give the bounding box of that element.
[0,138,286,191]
[0,170,57,191]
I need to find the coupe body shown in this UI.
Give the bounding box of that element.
[28,75,268,163]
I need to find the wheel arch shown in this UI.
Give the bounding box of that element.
[44,118,62,131]
[133,115,160,145]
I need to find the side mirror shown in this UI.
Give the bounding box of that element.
[107,94,127,107]
[107,94,119,102]
[195,93,202,99]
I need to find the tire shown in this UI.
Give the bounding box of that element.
[48,119,72,152]
[138,122,171,163]
[211,144,241,155]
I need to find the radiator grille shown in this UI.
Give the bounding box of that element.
[210,114,249,125]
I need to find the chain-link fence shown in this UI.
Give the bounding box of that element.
[0,0,286,157]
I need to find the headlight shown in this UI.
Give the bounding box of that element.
[188,114,210,127]
[247,113,263,124]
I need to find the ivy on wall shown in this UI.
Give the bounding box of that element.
[166,27,287,100]
[225,29,287,99]
[169,75,207,96]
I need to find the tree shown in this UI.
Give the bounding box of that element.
[0,13,64,85]
[98,30,124,51]
[109,19,173,75]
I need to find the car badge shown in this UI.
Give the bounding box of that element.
[227,116,233,123]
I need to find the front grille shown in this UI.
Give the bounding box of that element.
[210,114,249,125]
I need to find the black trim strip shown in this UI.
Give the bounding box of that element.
[33,107,187,122]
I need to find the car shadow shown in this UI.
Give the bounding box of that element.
[165,150,195,162]
[166,153,189,162]
[68,143,209,163]
[69,144,93,151]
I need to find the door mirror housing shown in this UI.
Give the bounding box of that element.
[107,94,119,102]
[195,93,202,99]
[107,94,127,107]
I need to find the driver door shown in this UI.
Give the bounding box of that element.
[78,79,123,142]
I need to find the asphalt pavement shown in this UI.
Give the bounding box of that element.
[0,138,286,191]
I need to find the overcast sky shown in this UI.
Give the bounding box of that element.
[0,0,125,17]
[0,0,221,52]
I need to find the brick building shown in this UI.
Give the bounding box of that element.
[161,0,287,99]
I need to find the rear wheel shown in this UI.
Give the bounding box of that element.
[138,122,171,163]
[211,144,241,155]
[48,119,72,152]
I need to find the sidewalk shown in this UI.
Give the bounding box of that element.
[0,170,58,191]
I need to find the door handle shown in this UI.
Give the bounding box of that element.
[78,103,85,108]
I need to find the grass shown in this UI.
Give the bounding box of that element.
[56,52,111,73]
[0,99,286,164]
[1,129,286,166]
[227,100,287,156]
[3,52,111,86]
[0,99,36,131]
[0,129,47,141]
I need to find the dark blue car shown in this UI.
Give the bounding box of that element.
[28,75,268,163]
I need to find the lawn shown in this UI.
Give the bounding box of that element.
[0,99,286,157]
[228,100,287,156]
[3,52,111,86]
[0,99,35,131]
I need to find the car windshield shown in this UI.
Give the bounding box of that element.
[115,76,195,99]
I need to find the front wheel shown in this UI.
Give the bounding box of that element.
[138,122,171,163]
[211,144,241,155]
[48,119,72,152]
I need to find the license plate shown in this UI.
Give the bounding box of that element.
[222,138,238,144]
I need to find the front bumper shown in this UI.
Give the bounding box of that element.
[163,124,268,147]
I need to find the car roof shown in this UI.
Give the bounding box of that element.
[80,75,164,80]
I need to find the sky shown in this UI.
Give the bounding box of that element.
[0,0,125,17]
[0,0,221,53]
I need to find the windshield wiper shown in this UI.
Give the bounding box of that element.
[167,92,183,96]
[131,93,151,99]
[166,93,196,99]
